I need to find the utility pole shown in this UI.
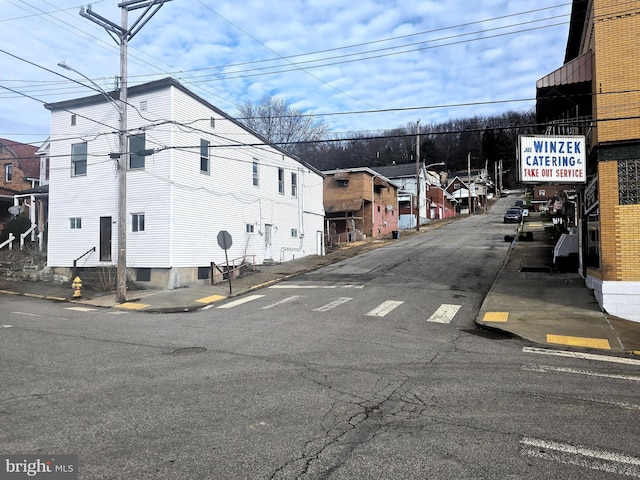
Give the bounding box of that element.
[467,152,472,215]
[415,119,420,231]
[80,0,172,303]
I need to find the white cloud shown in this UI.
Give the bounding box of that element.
[0,0,572,145]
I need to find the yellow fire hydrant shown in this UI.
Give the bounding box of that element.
[72,276,83,298]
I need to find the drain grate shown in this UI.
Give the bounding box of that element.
[170,347,207,355]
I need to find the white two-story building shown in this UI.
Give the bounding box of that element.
[44,77,325,289]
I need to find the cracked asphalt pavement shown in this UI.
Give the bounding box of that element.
[3,205,639,479]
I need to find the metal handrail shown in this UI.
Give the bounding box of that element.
[73,247,96,278]
[211,255,256,285]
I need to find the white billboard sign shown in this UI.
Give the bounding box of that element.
[519,135,586,183]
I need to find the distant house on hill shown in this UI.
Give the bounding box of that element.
[322,167,398,246]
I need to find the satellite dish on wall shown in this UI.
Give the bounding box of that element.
[8,205,24,215]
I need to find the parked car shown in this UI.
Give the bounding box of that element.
[514,200,525,209]
[504,208,523,223]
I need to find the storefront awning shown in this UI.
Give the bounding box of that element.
[537,51,592,89]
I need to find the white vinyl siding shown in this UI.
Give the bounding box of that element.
[46,81,325,277]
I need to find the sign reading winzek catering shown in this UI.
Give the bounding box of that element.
[518,135,586,183]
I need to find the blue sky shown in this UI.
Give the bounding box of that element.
[0,0,573,146]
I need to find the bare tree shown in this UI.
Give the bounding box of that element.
[236,95,328,158]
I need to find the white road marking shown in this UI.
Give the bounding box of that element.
[261,295,302,309]
[521,364,640,382]
[427,304,462,323]
[65,307,97,312]
[520,437,640,477]
[217,295,264,309]
[313,297,352,312]
[366,300,404,317]
[269,285,336,289]
[12,312,44,317]
[342,284,364,289]
[523,346,640,366]
[2,325,12,328]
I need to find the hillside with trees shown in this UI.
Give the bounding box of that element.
[237,96,537,188]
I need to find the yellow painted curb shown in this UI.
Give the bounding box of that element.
[115,302,150,310]
[483,311,509,322]
[196,294,227,304]
[547,334,611,350]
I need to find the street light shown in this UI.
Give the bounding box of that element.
[57,63,119,111]
[58,61,128,303]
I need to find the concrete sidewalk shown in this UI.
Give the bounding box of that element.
[2,215,639,356]
[476,213,640,356]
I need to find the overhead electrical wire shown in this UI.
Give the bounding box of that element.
[2,1,638,143]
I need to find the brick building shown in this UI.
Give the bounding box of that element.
[536,0,640,322]
[323,168,398,246]
[0,138,40,235]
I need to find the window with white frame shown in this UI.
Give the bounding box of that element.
[291,172,297,197]
[69,217,81,229]
[291,228,298,237]
[278,168,285,194]
[71,142,87,176]
[252,160,259,186]
[200,139,210,173]
[129,134,146,169]
[131,212,145,232]
[4,164,12,182]
[246,224,255,233]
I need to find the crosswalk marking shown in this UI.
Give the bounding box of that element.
[65,306,97,312]
[269,285,336,289]
[211,291,461,326]
[313,297,352,312]
[366,300,404,317]
[217,294,264,309]
[261,295,302,309]
[427,304,461,323]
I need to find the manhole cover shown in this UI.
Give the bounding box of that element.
[170,347,207,355]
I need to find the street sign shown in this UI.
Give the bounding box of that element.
[216,230,233,294]
[217,230,232,250]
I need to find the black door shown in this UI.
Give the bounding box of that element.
[100,217,112,261]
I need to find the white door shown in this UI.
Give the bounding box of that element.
[316,230,323,255]
[264,224,273,261]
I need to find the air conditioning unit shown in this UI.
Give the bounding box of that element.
[386,205,394,211]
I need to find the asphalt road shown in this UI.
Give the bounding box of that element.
[2,197,639,479]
